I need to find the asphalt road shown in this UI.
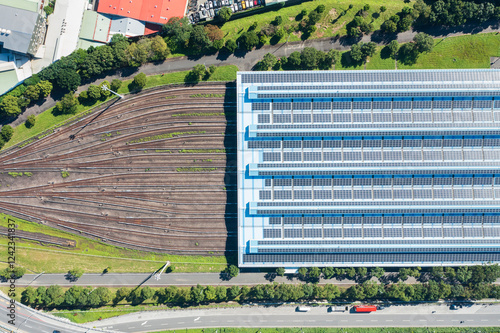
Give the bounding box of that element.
[94,303,500,333]
[0,292,112,333]
[6,273,500,288]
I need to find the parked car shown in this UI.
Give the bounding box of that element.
[257,0,261,4]
[232,3,238,11]
[229,0,233,4]
[208,1,213,8]
[246,0,251,8]
[253,0,257,6]
[239,2,243,10]
[210,8,215,16]
[241,1,246,9]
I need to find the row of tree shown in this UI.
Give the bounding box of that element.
[20,277,500,310]
[0,78,53,118]
[288,264,500,285]
[381,0,500,35]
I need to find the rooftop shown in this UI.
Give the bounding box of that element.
[97,0,188,25]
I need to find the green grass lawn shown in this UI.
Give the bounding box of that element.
[1,65,238,151]
[334,32,500,70]
[397,33,500,69]
[222,0,406,45]
[0,213,231,273]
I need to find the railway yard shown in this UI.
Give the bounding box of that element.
[0,82,237,255]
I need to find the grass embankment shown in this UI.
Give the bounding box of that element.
[1,65,238,150]
[155,329,500,333]
[222,0,405,45]
[0,213,231,273]
[339,32,500,70]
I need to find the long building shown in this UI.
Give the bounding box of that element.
[237,69,500,268]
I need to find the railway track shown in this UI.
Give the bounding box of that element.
[0,83,238,254]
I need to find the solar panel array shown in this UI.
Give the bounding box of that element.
[237,70,500,268]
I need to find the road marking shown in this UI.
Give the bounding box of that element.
[386,320,393,322]
[227,320,234,323]
[419,320,427,322]
[141,321,147,326]
[370,320,378,322]
[25,325,32,328]
[340,320,348,322]
[325,320,333,322]
[177,322,185,324]
[194,317,200,321]
[293,320,301,322]
[277,320,284,322]
[161,323,169,326]
[481,319,489,322]
[356,320,363,322]
[436,320,444,322]
[403,320,410,322]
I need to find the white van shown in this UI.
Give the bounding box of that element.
[296,306,311,312]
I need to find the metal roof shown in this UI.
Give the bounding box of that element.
[237,69,500,268]
[0,5,39,54]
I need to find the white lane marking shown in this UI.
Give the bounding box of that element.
[194,317,200,321]
[177,321,185,324]
[325,320,333,322]
[161,323,169,326]
[277,320,284,322]
[403,320,410,322]
[481,319,489,322]
[370,320,378,322]
[227,320,234,323]
[386,320,393,322]
[141,321,148,326]
[436,320,444,322]
[25,325,32,328]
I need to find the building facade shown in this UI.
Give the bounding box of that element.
[237,69,500,268]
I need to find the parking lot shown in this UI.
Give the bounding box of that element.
[188,0,263,24]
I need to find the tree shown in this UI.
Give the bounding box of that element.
[431,266,444,281]
[225,39,237,53]
[133,72,147,89]
[21,287,37,306]
[322,267,335,279]
[189,25,212,53]
[361,42,377,58]
[371,267,385,279]
[350,43,364,62]
[55,69,81,92]
[300,47,319,69]
[456,266,472,284]
[444,267,456,281]
[204,24,224,42]
[238,31,259,51]
[276,267,285,277]
[387,40,399,59]
[381,20,397,33]
[0,95,21,117]
[208,65,217,75]
[191,284,205,303]
[68,268,84,281]
[308,10,321,25]
[398,15,413,32]
[46,285,64,307]
[316,4,326,13]
[37,80,53,97]
[24,84,41,101]
[298,267,308,279]
[99,81,111,98]
[110,79,122,92]
[150,35,170,60]
[399,267,411,281]
[327,49,341,67]
[273,16,283,26]
[380,6,387,12]
[204,285,217,301]
[228,285,240,299]
[64,286,84,307]
[308,267,321,279]
[257,53,278,70]
[215,286,227,301]
[227,265,239,278]
[1,125,14,141]
[217,6,232,23]
[323,284,340,300]
[113,287,131,304]
[191,64,207,81]
[162,17,192,52]
[413,32,434,53]
[346,267,356,279]
[356,267,368,278]
[362,281,379,298]
[25,114,36,128]
[398,43,419,64]
[80,45,116,78]
[87,85,101,101]
[287,51,301,68]
[125,41,149,67]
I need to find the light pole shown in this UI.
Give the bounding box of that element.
[101,84,124,99]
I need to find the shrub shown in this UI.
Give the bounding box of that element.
[316,4,326,13]
[380,6,387,12]
[0,125,13,141]
[25,115,36,128]
[273,16,283,26]
[133,72,147,89]
[110,79,122,91]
